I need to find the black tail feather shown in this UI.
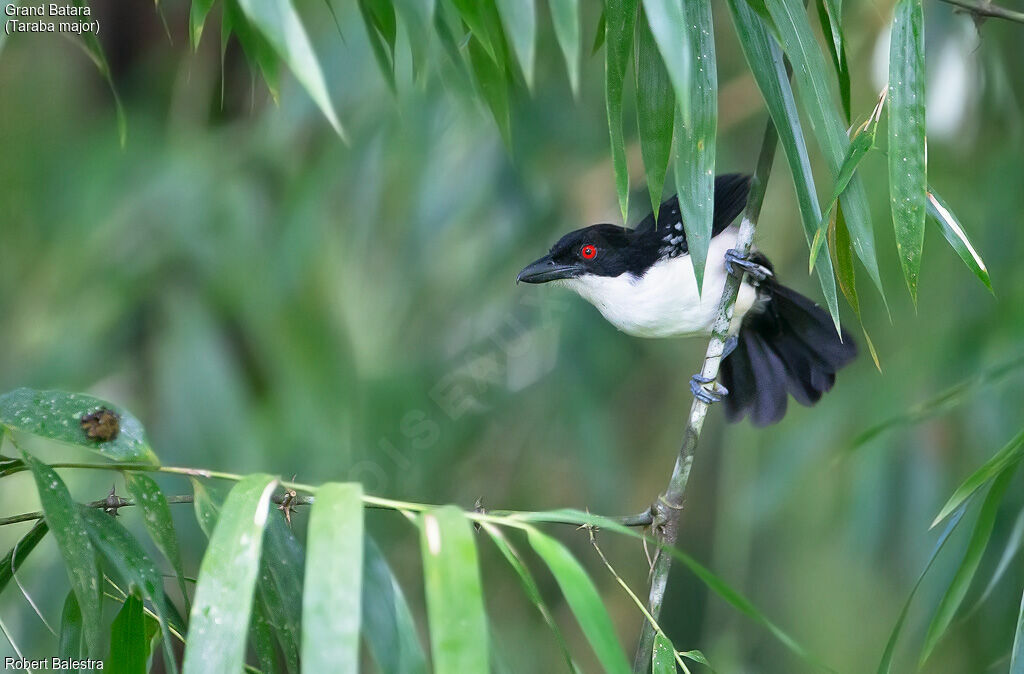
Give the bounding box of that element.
[720,280,856,426]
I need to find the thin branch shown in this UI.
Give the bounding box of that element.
[631,119,779,671]
[936,0,1024,24]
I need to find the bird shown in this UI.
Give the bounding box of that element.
[516,173,856,426]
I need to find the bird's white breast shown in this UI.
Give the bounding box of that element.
[559,227,758,338]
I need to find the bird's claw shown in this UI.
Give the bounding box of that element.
[690,374,728,404]
[725,249,773,282]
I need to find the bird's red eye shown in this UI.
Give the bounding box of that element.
[580,244,597,260]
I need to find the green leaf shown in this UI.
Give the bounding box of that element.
[887,0,927,303]
[256,510,304,673]
[190,479,220,539]
[813,0,849,123]
[969,506,1024,614]
[496,0,536,89]
[223,0,281,100]
[302,483,364,674]
[0,455,24,478]
[931,430,1024,529]
[451,0,501,63]
[468,35,513,148]
[250,605,282,674]
[70,2,127,147]
[190,0,216,47]
[0,520,48,595]
[652,633,676,674]
[681,649,711,666]
[182,474,278,674]
[829,204,859,317]
[673,0,716,288]
[605,0,638,222]
[877,503,969,674]
[392,0,434,80]
[58,591,84,662]
[592,7,606,55]
[1011,587,1024,674]
[920,465,1017,666]
[0,388,157,464]
[124,473,188,608]
[363,535,429,674]
[526,526,631,674]
[21,452,103,656]
[107,592,147,674]
[764,0,885,304]
[809,122,878,272]
[359,0,399,93]
[235,0,346,139]
[79,506,177,674]
[926,190,992,293]
[640,0,691,123]
[549,0,581,97]
[635,8,674,218]
[727,0,841,328]
[480,523,576,671]
[420,506,489,674]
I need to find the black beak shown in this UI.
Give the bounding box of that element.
[516,255,583,284]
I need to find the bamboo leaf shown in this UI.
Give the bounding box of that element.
[21,452,103,657]
[183,474,278,674]
[250,605,283,674]
[107,592,147,674]
[526,526,631,674]
[0,455,24,479]
[931,430,1024,529]
[468,35,513,148]
[1011,587,1024,674]
[652,633,676,674]
[763,0,885,304]
[496,0,536,89]
[877,503,970,674]
[393,0,435,79]
[235,0,346,139]
[420,506,489,674]
[191,479,220,539]
[79,506,177,674]
[727,0,841,327]
[636,8,674,218]
[363,535,428,674]
[887,0,927,303]
[549,0,581,97]
[828,204,859,317]
[813,0,850,123]
[641,0,691,123]
[0,520,48,595]
[592,7,606,55]
[969,506,1024,614]
[605,0,638,222]
[257,510,305,673]
[190,0,216,47]
[224,0,281,100]
[0,388,157,464]
[124,473,188,608]
[926,190,992,293]
[674,0,716,288]
[58,591,84,662]
[359,0,398,93]
[70,2,127,147]
[451,0,501,63]
[920,465,1017,666]
[480,523,577,671]
[302,483,364,674]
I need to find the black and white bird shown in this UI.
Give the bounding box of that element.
[516,173,856,426]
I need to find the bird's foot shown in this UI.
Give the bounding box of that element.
[690,374,728,404]
[725,249,773,282]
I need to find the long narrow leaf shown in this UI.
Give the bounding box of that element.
[0,520,48,595]
[526,526,631,674]
[605,0,638,222]
[0,388,157,463]
[926,190,992,293]
[468,36,513,148]
[727,0,841,327]
[1011,587,1024,674]
[302,483,364,674]
[183,474,278,674]
[888,0,927,302]
[549,0,581,97]
[636,8,674,218]
[235,0,346,139]
[107,592,147,674]
[764,0,885,302]
[257,511,305,673]
[814,0,849,122]
[21,452,103,656]
[652,633,676,674]
[674,0,716,288]
[877,503,970,674]
[190,0,216,47]
[931,430,1024,528]
[496,0,536,89]
[641,0,690,123]
[125,473,189,608]
[392,0,434,80]
[920,466,1016,665]
[420,506,489,674]
[57,591,84,662]
[79,506,178,674]
[363,536,428,674]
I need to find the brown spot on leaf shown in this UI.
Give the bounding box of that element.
[80,407,120,442]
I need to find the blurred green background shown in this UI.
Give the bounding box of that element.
[1,0,1022,671]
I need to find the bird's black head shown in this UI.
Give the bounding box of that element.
[516,223,661,284]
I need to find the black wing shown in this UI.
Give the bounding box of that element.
[633,173,752,248]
